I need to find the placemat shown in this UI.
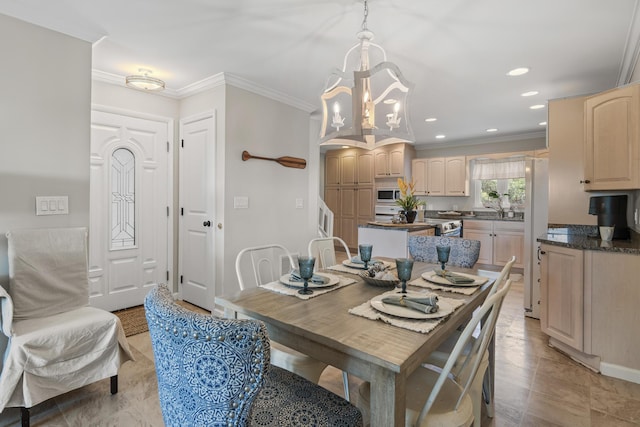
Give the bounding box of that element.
[348,292,464,333]
[262,274,356,300]
[409,277,480,296]
[326,260,395,275]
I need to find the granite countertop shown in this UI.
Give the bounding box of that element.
[363,222,435,231]
[537,226,640,255]
[423,214,525,222]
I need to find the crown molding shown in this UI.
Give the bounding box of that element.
[92,69,317,112]
[617,0,640,85]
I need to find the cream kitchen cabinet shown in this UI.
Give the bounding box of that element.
[412,156,468,196]
[331,186,374,248]
[547,95,594,225]
[325,148,374,186]
[584,84,640,190]
[325,148,375,248]
[540,244,584,352]
[463,220,524,268]
[373,143,415,178]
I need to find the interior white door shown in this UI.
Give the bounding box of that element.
[179,112,216,310]
[89,110,170,311]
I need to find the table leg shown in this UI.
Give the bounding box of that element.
[369,367,406,427]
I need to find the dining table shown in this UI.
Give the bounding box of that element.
[215,259,496,427]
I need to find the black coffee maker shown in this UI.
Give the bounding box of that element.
[588,195,630,240]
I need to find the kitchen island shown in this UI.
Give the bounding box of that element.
[358,222,435,258]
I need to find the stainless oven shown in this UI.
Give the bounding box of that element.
[424,219,463,237]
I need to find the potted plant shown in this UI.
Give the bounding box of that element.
[396,177,425,223]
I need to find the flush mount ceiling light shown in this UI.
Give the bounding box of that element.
[125,68,165,91]
[319,0,414,150]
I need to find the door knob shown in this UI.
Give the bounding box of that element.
[203,220,212,227]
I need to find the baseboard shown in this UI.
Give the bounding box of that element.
[600,362,640,385]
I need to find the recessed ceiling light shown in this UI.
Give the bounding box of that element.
[539,121,547,126]
[486,128,498,132]
[435,134,446,139]
[521,91,539,97]
[384,99,398,104]
[425,117,437,122]
[506,67,529,76]
[341,145,350,149]
[530,104,545,110]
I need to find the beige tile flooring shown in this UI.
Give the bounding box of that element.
[2,278,640,426]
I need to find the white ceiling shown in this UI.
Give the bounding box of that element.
[2,0,639,148]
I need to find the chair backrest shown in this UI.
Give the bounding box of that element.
[408,235,481,268]
[416,279,513,425]
[488,255,516,297]
[6,227,89,320]
[308,237,351,269]
[144,284,270,426]
[235,244,296,290]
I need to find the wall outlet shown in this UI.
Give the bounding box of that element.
[233,196,249,209]
[295,198,304,209]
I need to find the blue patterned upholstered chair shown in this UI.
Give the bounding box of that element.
[144,284,363,427]
[408,235,481,268]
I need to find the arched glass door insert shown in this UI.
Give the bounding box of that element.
[111,148,136,249]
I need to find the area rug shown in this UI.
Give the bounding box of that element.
[114,300,206,337]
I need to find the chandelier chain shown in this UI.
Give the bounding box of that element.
[361,0,369,31]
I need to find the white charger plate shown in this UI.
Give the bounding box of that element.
[279,272,340,289]
[421,271,488,287]
[342,259,383,269]
[369,291,455,320]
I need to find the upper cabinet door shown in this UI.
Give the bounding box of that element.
[426,158,445,195]
[357,152,374,185]
[388,146,405,176]
[325,152,341,186]
[412,159,428,195]
[340,150,357,185]
[444,156,468,196]
[584,84,640,190]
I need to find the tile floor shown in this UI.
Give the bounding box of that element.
[2,277,639,426]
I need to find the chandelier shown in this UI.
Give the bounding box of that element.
[320,0,414,150]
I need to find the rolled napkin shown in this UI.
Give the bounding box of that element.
[382,293,439,314]
[289,270,328,284]
[434,270,475,284]
[351,256,365,264]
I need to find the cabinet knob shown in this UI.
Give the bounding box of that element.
[579,179,591,184]
[203,220,212,227]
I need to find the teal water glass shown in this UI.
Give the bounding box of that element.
[436,245,451,275]
[297,256,316,295]
[359,244,373,269]
[395,258,414,294]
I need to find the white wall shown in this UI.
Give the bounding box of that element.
[0,14,91,285]
[179,83,315,297]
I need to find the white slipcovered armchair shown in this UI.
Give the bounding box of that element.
[0,227,134,426]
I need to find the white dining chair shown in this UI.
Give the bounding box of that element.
[423,255,517,426]
[357,279,513,427]
[308,236,352,268]
[307,236,353,401]
[235,244,328,384]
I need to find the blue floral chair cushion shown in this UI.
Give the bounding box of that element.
[144,285,363,427]
[408,236,481,268]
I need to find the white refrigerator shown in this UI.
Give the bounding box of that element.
[523,158,548,319]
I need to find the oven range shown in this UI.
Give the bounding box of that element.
[374,205,462,237]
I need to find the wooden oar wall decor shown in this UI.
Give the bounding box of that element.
[241,150,307,169]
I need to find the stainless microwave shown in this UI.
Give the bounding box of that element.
[376,188,401,203]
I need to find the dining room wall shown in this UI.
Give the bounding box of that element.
[180,82,315,297]
[0,14,92,287]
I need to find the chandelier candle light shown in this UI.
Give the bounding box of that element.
[320,0,414,149]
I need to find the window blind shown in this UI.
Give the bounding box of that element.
[471,157,525,180]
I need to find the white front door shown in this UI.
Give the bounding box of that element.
[89,110,170,311]
[179,112,216,310]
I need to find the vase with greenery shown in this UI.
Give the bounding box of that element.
[395,177,424,223]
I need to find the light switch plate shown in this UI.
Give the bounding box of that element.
[234,196,249,209]
[36,196,69,215]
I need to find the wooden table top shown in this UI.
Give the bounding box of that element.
[215,262,493,376]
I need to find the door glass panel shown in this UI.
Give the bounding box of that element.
[111,148,135,249]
